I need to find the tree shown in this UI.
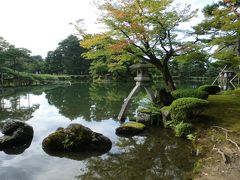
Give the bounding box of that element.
[194,0,240,69]
[44,35,90,75]
[79,0,198,90]
[174,50,209,77]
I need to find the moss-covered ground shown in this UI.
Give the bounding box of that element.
[203,94,240,131]
[193,94,240,179]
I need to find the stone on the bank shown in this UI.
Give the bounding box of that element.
[136,108,162,125]
[42,123,112,153]
[160,106,171,127]
[0,120,33,151]
[116,122,146,135]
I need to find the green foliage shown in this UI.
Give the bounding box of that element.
[0,67,72,86]
[198,85,221,95]
[78,0,198,90]
[173,50,209,77]
[174,122,192,137]
[194,0,240,69]
[44,35,90,75]
[170,97,209,122]
[89,61,108,80]
[186,133,196,141]
[171,89,209,100]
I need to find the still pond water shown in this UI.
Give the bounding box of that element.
[0,82,205,180]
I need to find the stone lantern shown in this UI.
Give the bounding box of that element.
[118,63,155,120]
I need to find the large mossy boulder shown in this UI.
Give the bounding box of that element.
[116,122,146,135]
[42,123,112,154]
[0,120,33,154]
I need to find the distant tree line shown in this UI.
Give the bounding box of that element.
[0,35,91,76]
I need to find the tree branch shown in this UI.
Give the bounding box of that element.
[119,29,147,55]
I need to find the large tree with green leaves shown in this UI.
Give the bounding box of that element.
[79,0,198,90]
[194,0,240,69]
[44,35,90,75]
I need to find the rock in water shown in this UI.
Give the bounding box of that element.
[0,120,34,153]
[116,122,146,135]
[42,123,112,154]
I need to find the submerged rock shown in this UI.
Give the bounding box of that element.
[116,122,146,135]
[42,123,112,154]
[0,120,34,154]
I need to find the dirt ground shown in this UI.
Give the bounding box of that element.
[194,127,240,180]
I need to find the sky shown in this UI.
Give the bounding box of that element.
[0,0,217,58]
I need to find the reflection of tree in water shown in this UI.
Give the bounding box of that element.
[45,84,92,120]
[77,128,196,180]
[0,96,39,122]
[45,83,133,121]
[0,85,58,122]
[89,83,132,120]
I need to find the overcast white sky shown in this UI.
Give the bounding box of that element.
[0,0,217,58]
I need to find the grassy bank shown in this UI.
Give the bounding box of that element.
[193,93,240,179]
[203,94,240,131]
[0,67,89,87]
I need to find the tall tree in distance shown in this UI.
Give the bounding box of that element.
[194,0,240,69]
[44,35,90,75]
[79,0,198,90]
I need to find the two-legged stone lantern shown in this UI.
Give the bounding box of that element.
[118,63,155,120]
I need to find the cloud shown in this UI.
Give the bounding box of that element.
[0,0,217,58]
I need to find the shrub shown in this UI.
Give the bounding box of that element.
[174,122,192,137]
[171,89,208,100]
[198,85,220,95]
[170,97,209,123]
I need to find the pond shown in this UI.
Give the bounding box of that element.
[0,83,200,180]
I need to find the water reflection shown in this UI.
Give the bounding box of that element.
[77,128,195,180]
[0,83,197,179]
[0,95,39,121]
[45,83,133,121]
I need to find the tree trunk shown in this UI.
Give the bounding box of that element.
[161,62,176,91]
[152,60,176,91]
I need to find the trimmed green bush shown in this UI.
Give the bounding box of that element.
[174,122,192,137]
[170,97,209,122]
[171,89,208,100]
[198,85,221,95]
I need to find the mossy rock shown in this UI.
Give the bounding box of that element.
[42,123,112,153]
[0,120,33,153]
[136,109,161,125]
[160,106,171,127]
[137,108,152,114]
[116,122,146,135]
